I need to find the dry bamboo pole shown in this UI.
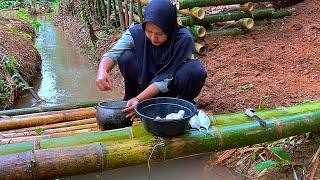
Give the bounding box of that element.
[112,0,120,27]
[107,0,111,25]
[129,0,133,25]
[1,102,319,155]
[195,42,205,54]
[189,25,206,37]
[176,0,279,9]
[1,123,98,138]
[100,0,108,25]
[0,107,96,131]
[179,8,275,26]
[1,110,320,179]
[137,0,143,22]
[0,101,98,116]
[239,2,254,12]
[116,0,125,29]
[124,0,129,28]
[133,13,141,23]
[178,7,205,20]
[1,118,96,134]
[1,128,99,144]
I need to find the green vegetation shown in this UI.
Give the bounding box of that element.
[254,146,306,173]
[11,9,41,29]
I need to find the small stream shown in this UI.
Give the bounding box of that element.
[14,18,121,108]
[14,18,241,180]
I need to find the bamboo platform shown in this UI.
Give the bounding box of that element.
[0,102,319,179]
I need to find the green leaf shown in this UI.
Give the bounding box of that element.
[255,160,279,171]
[271,147,292,162]
[35,128,44,135]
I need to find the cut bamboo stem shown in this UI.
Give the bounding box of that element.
[1,118,96,134]
[124,0,129,28]
[112,0,120,27]
[180,8,275,26]
[178,7,205,20]
[1,123,98,138]
[0,108,96,131]
[137,0,143,22]
[1,110,320,179]
[176,0,279,9]
[1,128,99,144]
[107,0,111,25]
[190,25,206,37]
[129,0,133,25]
[220,18,254,30]
[0,101,98,116]
[195,42,205,54]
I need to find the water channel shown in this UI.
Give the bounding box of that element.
[14,19,241,180]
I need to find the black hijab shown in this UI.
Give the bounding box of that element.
[129,0,194,89]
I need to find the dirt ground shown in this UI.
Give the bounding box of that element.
[0,15,41,109]
[51,0,319,179]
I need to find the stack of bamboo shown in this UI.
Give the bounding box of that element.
[86,0,294,53]
[175,0,295,53]
[0,101,320,178]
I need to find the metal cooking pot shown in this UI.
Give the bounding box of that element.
[96,100,132,130]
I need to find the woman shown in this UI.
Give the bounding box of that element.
[96,0,207,118]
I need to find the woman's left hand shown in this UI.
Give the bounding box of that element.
[123,97,139,119]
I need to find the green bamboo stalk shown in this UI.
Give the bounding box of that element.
[207,28,249,36]
[189,25,206,37]
[0,101,98,116]
[180,8,275,26]
[272,8,295,18]
[1,110,320,179]
[178,7,205,20]
[212,102,320,125]
[177,0,279,9]
[1,102,319,155]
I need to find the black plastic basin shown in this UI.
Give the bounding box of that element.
[135,97,197,137]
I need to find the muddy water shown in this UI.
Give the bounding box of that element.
[72,153,242,180]
[14,19,241,179]
[14,19,122,108]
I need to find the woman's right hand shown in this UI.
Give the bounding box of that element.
[96,57,115,91]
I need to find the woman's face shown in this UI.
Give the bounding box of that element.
[145,22,168,46]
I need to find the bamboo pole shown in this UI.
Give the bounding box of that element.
[124,0,129,28]
[272,8,295,18]
[1,110,320,179]
[129,0,133,25]
[116,0,125,30]
[100,0,108,25]
[1,102,319,155]
[0,101,98,116]
[0,107,96,131]
[1,123,98,138]
[176,0,279,9]
[1,128,99,144]
[107,0,111,25]
[137,0,143,22]
[189,25,206,37]
[180,8,275,26]
[207,27,249,36]
[195,42,205,54]
[1,118,96,134]
[178,7,205,20]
